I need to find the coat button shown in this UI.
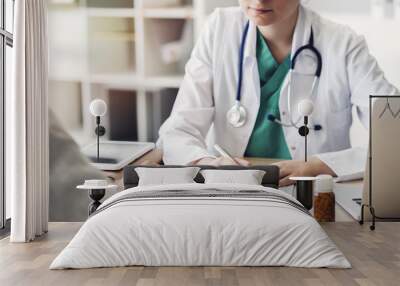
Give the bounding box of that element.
[282,111,286,116]
[291,146,296,151]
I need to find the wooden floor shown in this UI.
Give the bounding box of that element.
[0,222,399,286]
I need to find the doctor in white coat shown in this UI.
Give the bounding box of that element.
[158,0,399,186]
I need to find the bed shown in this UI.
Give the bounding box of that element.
[50,166,350,269]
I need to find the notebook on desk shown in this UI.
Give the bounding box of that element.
[82,141,155,171]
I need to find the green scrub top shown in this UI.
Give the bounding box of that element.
[245,30,292,160]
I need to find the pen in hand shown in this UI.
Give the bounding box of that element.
[214,144,249,166]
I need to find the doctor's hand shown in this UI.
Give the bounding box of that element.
[194,157,251,167]
[274,158,336,187]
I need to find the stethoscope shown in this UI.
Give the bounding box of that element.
[227,20,323,132]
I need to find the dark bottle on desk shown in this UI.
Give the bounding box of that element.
[314,175,335,222]
[314,192,335,222]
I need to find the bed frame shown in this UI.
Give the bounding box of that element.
[123,165,280,189]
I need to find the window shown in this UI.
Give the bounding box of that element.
[0,0,14,232]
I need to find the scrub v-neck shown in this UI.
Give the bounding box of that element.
[245,29,292,160]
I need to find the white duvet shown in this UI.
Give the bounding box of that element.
[50,183,351,269]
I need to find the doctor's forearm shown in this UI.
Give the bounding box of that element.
[308,157,337,177]
[275,157,337,187]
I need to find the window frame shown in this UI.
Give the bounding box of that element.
[0,0,14,232]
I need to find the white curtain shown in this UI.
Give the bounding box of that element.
[7,0,49,242]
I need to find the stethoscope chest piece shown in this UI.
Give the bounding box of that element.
[227,103,247,128]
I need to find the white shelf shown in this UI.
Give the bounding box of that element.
[86,6,196,19]
[87,8,136,18]
[91,31,135,41]
[88,72,139,88]
[84,73,183,90]
[321,13,400,23]
[143,6,194,19]
[143,75,184,89]
[49,74,86,82]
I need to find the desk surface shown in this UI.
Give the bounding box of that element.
[104,149,355,222]
[117,149,281,167]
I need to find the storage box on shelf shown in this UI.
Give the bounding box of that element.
[88,17,136,74]
[48,7,88,82]
[147,89,178,142]
[143,18,193,77]
[107,89,139,141]
[86,0,134,8]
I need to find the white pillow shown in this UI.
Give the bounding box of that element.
[136,167,201,186]
[200,169,266,185]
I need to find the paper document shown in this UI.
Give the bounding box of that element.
[335,171,364,183]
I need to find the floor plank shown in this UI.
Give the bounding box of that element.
[0,222,399,286]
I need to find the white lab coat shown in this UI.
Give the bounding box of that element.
[158,6,399,177]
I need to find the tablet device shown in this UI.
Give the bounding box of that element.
[81,141,155,171]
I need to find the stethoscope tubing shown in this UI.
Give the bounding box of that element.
[236,21,250,103]
[290,27,323,77]
[231,20,323,131]
[287,73,319,129]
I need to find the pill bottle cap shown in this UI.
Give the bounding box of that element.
[314,174,334,194]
